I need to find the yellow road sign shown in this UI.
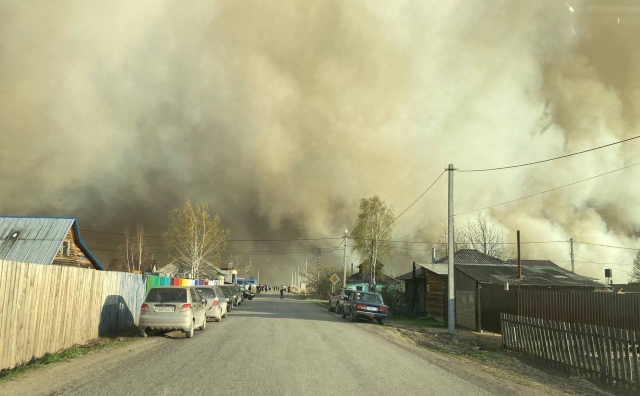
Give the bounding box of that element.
[330,273,340,285]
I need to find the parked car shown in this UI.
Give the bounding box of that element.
[242,288,255,300]
[139,286,207,338]
[341,291,389,325]
[195,285,228,322]
[218,285,235,311]
[231,284,244,306]
[328,288,354,314]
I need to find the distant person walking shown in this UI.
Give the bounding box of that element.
[280,287,284,299]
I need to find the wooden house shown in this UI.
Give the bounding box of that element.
[0,216,103,270]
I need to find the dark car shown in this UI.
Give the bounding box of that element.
[328,288,354,314]
[242,288,255,300]
[341,291,389,325]
[218,285,235,311]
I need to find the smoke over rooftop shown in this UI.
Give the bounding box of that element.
[1,0,638,283]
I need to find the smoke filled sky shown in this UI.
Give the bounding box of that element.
[1,0,639,284]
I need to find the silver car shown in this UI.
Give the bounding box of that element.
[139,286,207,338]
[195,285,228,322]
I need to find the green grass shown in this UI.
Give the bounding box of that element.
[313,301,329,309]
[0,338,135,383]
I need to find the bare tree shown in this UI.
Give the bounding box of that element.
[117,224,150,273]
[462,213,507,260]
[351,195,394,282]
[631,250,640,283]
[434,214,508,260]
[232,255,253,280]
[165,197,230,279]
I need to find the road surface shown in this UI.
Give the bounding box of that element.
[0,292,549,396]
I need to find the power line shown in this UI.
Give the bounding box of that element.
[456,161,640,217]
[385,170,446,227]
[80,229,341,242]
[573,241,640,252]
[397,219,447,240]
[458,135,640,172]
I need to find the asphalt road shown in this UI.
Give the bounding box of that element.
[1,292,543,396]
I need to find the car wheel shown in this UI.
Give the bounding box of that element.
[336,302,341,314]
[199,318,206,331]
[377,319,384,325]
[349,309,356,322]
[341,308,347,319]
[186,323,194,338]
[222,311,227,318]
[139,330,148,338]
[328,301,332,312]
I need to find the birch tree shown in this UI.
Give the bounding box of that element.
[351,195,394,283]
[117,224,150,273]
[165,197,230,279]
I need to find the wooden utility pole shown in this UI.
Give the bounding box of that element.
[517,230,522,280]
[569,238,575,273]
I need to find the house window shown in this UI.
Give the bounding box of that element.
[61,241,69,256]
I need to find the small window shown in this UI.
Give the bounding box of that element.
[60,241,69,256]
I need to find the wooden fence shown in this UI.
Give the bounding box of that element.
[481,288,640,334]
[501,313,640,389]
[0,260,146,371]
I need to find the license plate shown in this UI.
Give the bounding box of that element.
[154,306,175,312]
[366,306,378,312]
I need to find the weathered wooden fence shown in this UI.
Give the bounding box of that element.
[481,288,640,334]
[501,313,640,389]
[0,260,146,371]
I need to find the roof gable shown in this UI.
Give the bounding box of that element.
[0,216,104,270]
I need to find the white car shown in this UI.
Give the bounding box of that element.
[195,285,228,322]
[139,286,207,338]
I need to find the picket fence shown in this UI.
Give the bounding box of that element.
[0,260,146,371]
[501,313,639,389]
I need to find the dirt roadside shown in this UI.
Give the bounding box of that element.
[359,320,633,396]
[0,336,165,395]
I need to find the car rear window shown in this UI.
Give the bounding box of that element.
[219,287,231,297]
[146,288,188,303]
[195,288,216,298]
[344,290,353,297]
[354,293,383,304]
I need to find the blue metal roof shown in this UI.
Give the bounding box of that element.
[0,216,104,270]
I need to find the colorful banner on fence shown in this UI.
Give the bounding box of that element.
[145,275,219,293]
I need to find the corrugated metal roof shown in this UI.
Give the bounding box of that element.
[456,264,605,288]
[435,249,506,265]
[0,217,73,265]
[0,216,103,270]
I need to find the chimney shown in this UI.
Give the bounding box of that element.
[431,248,436,263]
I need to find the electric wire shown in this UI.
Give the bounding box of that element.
[458,135,640,172]
[455,161,640,218]
[385,170,446,227]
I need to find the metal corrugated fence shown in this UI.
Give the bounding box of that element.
[481,289,640,334]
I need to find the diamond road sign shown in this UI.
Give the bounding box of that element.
[329,273,340,285]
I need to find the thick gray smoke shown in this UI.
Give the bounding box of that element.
[1,0,638,283]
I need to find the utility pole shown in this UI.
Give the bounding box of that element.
[258,270,260,284]
[517,230,522,280]
[447,163,456,335]
[305,259,308,295]
[569,238,575,273]
[297,266,299,289]
[343,230,348,288]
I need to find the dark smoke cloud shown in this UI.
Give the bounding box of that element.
[1,0,639,283]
